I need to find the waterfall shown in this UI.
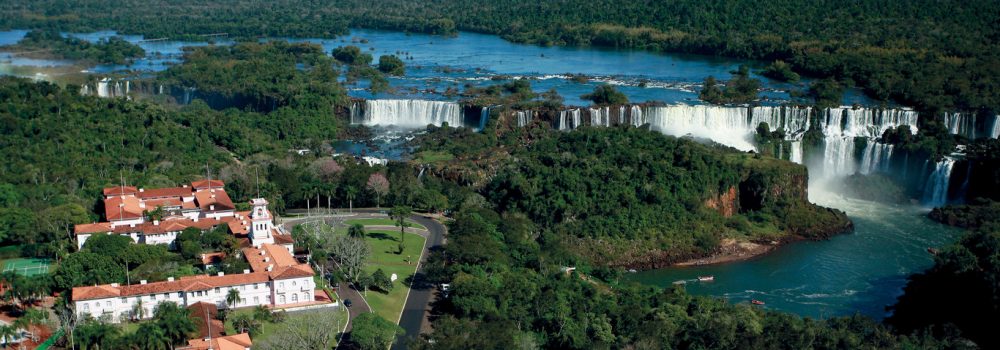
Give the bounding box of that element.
[589,107,612,127]
[750,106,811,138]
[96,79,109,98]
[944,113,977,139]
[922,158,955,207]
[351,99,462,127]
[644,105,754,150]
[559,109,581,130]
[479,107,490,130]
[858,141,894,175]
[825,107,918,138]
[629,105,645,126]
[822,136,857,177]
[992,115,1000,139]
[789,141,803,164]
[515,110,533,127]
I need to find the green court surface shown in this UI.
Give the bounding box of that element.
[1,258,51,276]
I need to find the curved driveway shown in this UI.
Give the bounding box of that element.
[279,208,446,350]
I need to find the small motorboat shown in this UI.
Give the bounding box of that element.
[927,247,939,255]
[628,269,638,273]
[697,275,715,282]
[751,299,765,305]
[672,280,687,285]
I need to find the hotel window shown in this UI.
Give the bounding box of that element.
[241,298,246,304]
[177,292,184,298]
[254,296,259,304]
[292,294,298,303]
[120,298,127,304]
[279,295,285,304]
[292,280,297,286]
[106,301,111,307]
[215,287,221,294]
[164,293,169,299]
[254,283,259,290]
[83,304,89,311]
[279,282,284,289]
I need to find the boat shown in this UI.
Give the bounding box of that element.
[672,280,687,285]
[697,275,715,282]
[751,299,765,305]
[927,247,939,255]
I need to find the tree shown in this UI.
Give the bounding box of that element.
[389,206,411,253]
[580,84,628,105]
[329,235,370,283]
[345,185,358,213]
[0,324,16,348]
[131,322,171,350]
[254,309,341,350]
[332,46,372,65]
[230,312,262,336]
[378,55,405,75]
[699,76,724,103]
[351,312,403,350]
[367,173,390,208]
[348,223,367,239]
[153,301,196,347]
[371,268,393,293]
[74,320,121,350]
[226,288,241,309]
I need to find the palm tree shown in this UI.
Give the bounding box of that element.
[153,302,196,347]
[345,185,358,213]
[0,324,17,348]
[230,312,261,336]
[14,308,47,342]
[131,299,145,321]
[348,223,367,239]
[133,323,171,350]
[226,288,241,309]
[389,206,411,252]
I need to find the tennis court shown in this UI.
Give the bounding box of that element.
[1,258,51,276]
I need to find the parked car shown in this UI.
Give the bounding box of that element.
[344,299,352,308]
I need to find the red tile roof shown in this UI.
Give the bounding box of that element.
[194,189,236,212]
[181,333,251,350]
[243,244,298,272]
[273,231,294,245]
[74,222,113,235]
[104,196,144,221]
[138,186,193,199]
[200,252,225,265]
[191,179,225,190]
[72,264,314,301]
[103,186,138,196]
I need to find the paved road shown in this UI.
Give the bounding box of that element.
[392,213,446,350]
[280,208,447,350]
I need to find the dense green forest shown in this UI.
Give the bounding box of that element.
[0,29,144,64]
[156,41,346,112]
[404,205,970,349]
[1,0,998,112]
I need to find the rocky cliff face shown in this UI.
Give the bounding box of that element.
[705,186,739,217]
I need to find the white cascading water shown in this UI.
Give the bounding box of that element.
[644,104,755,151]
[922,157,955,207]
[992,115,1000,139]
[515,110,533,127]
[589,107,613,127]
[820,107,918,177]
[479,107,490,130]
[944,112,977,139]
[789,141,803,164]
[352,99,462,128]
[858,141,894,175]
[629,105,645,126]
[559,109,582,131]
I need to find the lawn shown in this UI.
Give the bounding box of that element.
[356,229,426,322]
[412,150,454,163]
[343,218,425,230]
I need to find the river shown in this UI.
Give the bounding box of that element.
[627,189,961,319]
[0,27,960,319]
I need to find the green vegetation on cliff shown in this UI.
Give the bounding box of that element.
[418,125,850,266]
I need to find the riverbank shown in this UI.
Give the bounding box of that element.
[673,238,779,267]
